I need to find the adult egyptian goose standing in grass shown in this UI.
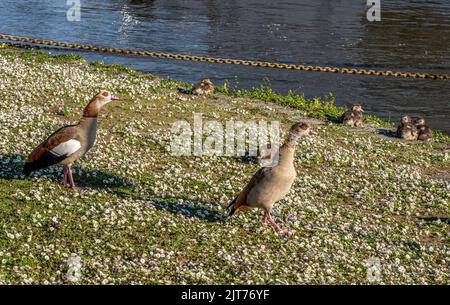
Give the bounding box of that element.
[23,91,118,188]
[228,122,318,233]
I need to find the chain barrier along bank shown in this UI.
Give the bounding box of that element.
[1,33,450,81]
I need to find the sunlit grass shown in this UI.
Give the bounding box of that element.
[0,45,449,284]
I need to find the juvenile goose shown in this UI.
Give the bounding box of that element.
[444,143,450,154]
[23,91,118,188]
[177,78,214,95]
[228,122,317,233]
[256,143,274,167]
[341,104,364,127]
[192,78,214,95]
[414,117,433,141]
[397,115,418,140]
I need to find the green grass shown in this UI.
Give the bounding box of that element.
[0,45,449,285]
[216,83,450,141]
[89,62,135,74]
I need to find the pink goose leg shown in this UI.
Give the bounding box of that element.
[67,164,78,189]
[262,211,269,225]
[267,211,288,235]
[62,167,68,188]
[267,212,281,231]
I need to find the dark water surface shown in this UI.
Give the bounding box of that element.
[1,0,449,133]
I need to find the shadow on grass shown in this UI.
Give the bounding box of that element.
[418,216,450,225]
[150,198,227,223]
[238,155,259,165]
[378,128,399,138]
[1,154,228,222]
[0,154,129,190]
[325,114,343,124]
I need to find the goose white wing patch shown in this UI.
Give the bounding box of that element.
[50,139,81,157]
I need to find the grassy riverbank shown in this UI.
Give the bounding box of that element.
[0,44,449,284]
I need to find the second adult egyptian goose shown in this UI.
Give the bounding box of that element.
[227,122,317,233]
[23,91,118,188]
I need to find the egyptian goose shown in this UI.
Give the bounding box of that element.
[397,115,418,140]
[192,78,214,95]
[228,122,318,233]
[256,143,273,167]
[177,78,214,95]
[444,143,450,154]
[414,118,433,141]
[23,91,118,188]
[341,104,364,127]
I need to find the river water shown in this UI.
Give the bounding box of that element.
[1,0,449,133]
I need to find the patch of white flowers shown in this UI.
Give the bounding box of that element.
[0,47,448,284]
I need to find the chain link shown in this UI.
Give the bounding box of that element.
[1,33,450,80]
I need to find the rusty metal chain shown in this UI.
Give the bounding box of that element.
[1,33,450,80]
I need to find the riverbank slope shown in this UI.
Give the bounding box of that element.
[0,45,448,284]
